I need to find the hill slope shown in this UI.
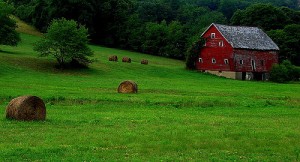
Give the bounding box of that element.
[12,16,42,36]
[0,33,299,161]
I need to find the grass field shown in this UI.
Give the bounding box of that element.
[0,33,300,161]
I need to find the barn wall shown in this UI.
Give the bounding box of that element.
[196,25,234,71]
[234,49,279,72]
[205,70,243,80]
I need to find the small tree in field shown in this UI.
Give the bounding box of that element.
[185,38,205,70]
[34,18,93,68]
[0,1,20,47]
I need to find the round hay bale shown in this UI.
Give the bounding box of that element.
[141,59,148,65]
[6,96,46,121]
[109,55,118,62]
[122,57,131,63]
[118,80,138,93]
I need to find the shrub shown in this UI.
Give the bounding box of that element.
[185,38,205,70]
[270,60,300,83]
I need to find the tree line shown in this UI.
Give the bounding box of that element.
[4,0,300,64]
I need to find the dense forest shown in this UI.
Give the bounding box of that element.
[6,0,300,64]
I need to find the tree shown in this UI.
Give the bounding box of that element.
[0,0,20,46]
[230,4,288,31]
[34,18,93,68]
[283,24,300,65]
[268,24,300,65]
[139,20,186,59]
[161,21,186,59]
[137,0,173,23]
[186,38,205,70]
[218,0,249,19]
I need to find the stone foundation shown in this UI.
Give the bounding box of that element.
[203,70,269,81]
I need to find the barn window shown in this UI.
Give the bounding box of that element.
[240,60,244,65]
[219,41,224,47]
[211,33,215,39]
[199,58,203,63]
[212,58,216,64]
[224,59,229,64]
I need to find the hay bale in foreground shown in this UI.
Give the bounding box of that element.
[6,96,46,121]
[122,57,131,63]
[109,55,118,62]
[118,80,138,93]
[141,59,148,65]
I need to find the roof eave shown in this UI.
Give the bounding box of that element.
[233,47,280,51]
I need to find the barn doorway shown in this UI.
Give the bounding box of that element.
[251,60,256,71]
[242,72,246,80]
[253,72,263,80]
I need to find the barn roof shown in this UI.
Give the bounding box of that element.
[208,23,279,51]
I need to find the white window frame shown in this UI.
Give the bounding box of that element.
[212,58,216,64]
[199,58,203,63]
[211,33,215,39]
[240,60,244,65]
[219,41,224,47]
[224,59,229,64]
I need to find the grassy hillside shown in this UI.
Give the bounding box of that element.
[0,33,299,161]
[12,16,42,37]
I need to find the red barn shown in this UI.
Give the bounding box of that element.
[196,23,279,80]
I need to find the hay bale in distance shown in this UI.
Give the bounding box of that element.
[118,80,138,93]
[141,59,148,65]
[122,57,131,63]
[6,96,46,121]
[109,55,118,62]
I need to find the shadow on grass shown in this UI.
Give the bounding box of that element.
[2,55,100,76]
[0,49,25,55]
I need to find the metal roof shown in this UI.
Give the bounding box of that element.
[213,23,279,51]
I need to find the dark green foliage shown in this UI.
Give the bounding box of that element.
[280,7,300,24]
[9,0,300,61]
[218,0,250,19]
[185,38,205,70]
[0,0,20,46]
[270,60,300,83]
[141,21,186,59]
[34,18,93,68]
[137,1,174,23]
[231,3,288,31]
[268,24,300,65]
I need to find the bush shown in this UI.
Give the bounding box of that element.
[34,18,93,68]
[270,60,300,83]
[185,38,205,70]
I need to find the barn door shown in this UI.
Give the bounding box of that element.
[251,59,256,71]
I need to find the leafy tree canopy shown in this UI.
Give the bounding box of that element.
[8,0,300,64]
[268,24,300,65]
[0,0,20,46]
[231,3,289,31]
[34,18,93,68]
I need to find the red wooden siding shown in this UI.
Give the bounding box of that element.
[196,25,234,71]
[196,24,279,73]
[234,49,279,72]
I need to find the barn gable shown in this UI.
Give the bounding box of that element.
[213,24,279,51]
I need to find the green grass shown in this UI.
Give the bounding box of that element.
[0,33,299,161]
